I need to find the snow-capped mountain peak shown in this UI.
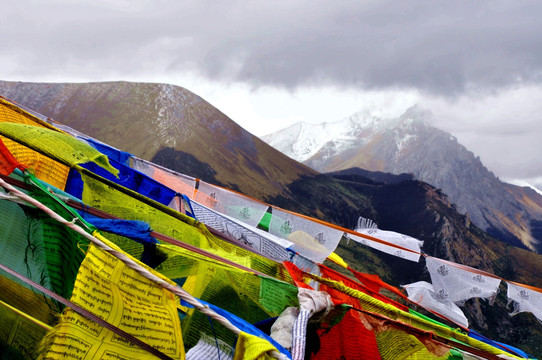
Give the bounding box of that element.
[262,105,542,253]
[262,107,419,163]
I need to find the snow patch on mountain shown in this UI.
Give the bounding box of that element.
[395,133,416,153]
[152,84,201,148]
[262,110,399,162]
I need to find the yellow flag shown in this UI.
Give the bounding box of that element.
[232,332,278,360]
[40,239,185,359]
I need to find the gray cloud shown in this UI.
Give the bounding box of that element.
[3,0,542,95]
[423,84,542,181]
[2,0,542,189]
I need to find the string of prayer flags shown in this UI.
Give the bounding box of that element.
[1,95,540,359]
[350,216,423,262]
[4,167,520,360]
[426,257,502,305]
[128,148,542,341]
[120,152,542,345]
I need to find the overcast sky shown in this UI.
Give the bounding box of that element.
[2,0,542,190]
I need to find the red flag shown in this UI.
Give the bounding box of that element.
[0,138,24,175]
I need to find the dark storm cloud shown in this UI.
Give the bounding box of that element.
[211,0,542,94]
[3,0,542,95]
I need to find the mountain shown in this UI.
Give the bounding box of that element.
[0,80,316,200]
[263,106,542,253]
[1,80,542,355]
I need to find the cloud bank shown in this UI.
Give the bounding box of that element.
[3,1,542,94]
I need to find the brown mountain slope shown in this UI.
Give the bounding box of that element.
[0,80,316,199]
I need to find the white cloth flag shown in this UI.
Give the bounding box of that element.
[507,282,542,322]
[189,199,293,259]
[403,281,469,329]
[268,208,344,264]
[195,180,269,228]
[349,217,423,262]
[426,257,502,305]
[186,332,234,360]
